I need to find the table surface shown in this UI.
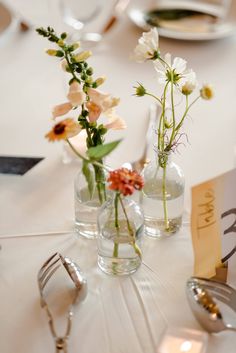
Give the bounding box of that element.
[1,1,236,352]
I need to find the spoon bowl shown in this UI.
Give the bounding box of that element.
[186,277,236,333]
[60,254,88,302]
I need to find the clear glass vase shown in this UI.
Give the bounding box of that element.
[74,164,107,239]
[141,151,185,238]
[97,193,144,275]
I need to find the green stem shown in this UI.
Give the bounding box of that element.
[158,82,169,151]
[145,92,162,106]
[93,162,107,204]
[162,162,169,231]
[66,138,110,171]
[64,51,79,83]
[66,138,87,161]
[168,72,176,147]
[113,193,120,258]
[84,118,94,148]
[158,56,172,71]
[176,95,201,131]
[175,95,189,132]
[118,195,142,259]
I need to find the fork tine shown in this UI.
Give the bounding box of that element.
[39,263,61,291]
[38,257,60,282]
[38,253,58,278]
[38,254,61,292]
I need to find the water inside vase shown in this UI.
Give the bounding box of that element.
[141,177,184,237]
[74,186,101,238]
[97,220,143,275]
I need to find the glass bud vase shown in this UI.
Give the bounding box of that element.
[97,193,144,275]
[141,152,185,238]
[74,164,107,239]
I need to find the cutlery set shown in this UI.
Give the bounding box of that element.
[38,253,87,352]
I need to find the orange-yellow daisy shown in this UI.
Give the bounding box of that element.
[45,118,81,142]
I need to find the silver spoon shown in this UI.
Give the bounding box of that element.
[186,277,236,333]
[59,254,87,302]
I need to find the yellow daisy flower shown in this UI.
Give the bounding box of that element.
[45,118,81,142]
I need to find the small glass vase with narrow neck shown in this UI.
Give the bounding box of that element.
[74,162,107,239]
[97,192,144,275]
[140,150,185,238]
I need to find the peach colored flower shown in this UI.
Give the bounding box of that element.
[104,115,126,130]
[67,130,87,157]
[108,168,144,196]
[45,118,81,142]
[86,101,102,122]
[52,102,72,118]
[60,58,69,72]
[67,81,86,106]
[87,88,120,113]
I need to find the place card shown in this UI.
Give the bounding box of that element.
[191,168,236,284]
[157,327,208,353]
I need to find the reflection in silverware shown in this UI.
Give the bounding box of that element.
[186,277,236,333]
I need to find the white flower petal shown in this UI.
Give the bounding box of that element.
[133,28,159,63]
[172,57,187,74]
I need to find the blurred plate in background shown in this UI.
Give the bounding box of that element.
[128,0,236,40]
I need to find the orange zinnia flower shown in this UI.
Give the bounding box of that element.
[108,168,144,196]
[45,118,81,142]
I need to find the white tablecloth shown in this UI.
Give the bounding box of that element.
[1,1,236,352]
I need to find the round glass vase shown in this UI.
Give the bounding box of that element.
[74,164,107,239]
[97,193,144,275]
[140,151,185,238]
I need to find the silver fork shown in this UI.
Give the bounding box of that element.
[38,252,87,353]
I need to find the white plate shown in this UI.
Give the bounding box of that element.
[128,6,236,41]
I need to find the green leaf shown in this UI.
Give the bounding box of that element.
[82,161,94,199]
[87,140,121,160]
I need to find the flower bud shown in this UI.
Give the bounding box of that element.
[135,83,146,97]
[181,82,195,96]
[46,49,64,57]
[46,49,57,56]
[74,50,92,62]
[60,32,67,40]
[57,39,64,47]
[71,42,80,51]
[200,84,214,100]
[95,76,106,87]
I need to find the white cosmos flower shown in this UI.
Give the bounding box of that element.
[154,53,195,88]
[133,28,159,63]
[180,70,197,95]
